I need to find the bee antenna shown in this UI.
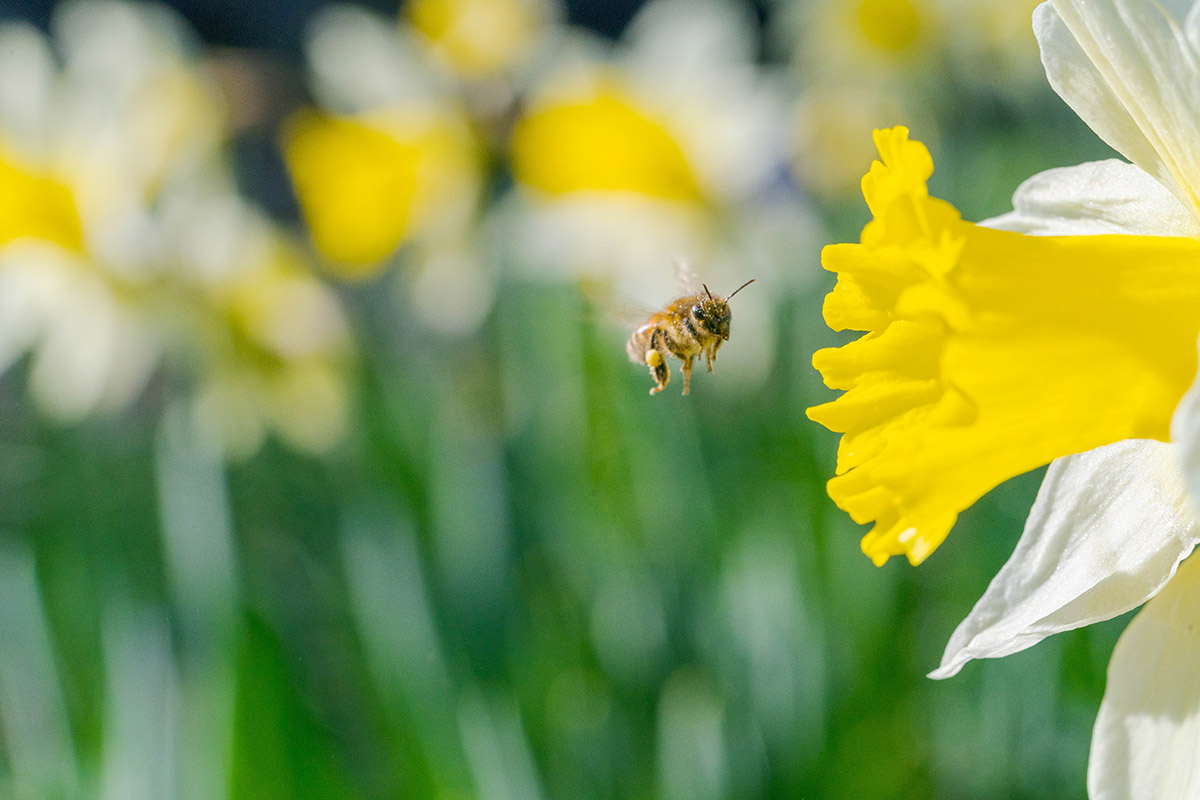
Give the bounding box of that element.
[702,283,714,301]
[727,279,755,300]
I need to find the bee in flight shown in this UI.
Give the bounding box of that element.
[626,272,755,396]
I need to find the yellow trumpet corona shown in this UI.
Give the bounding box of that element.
[808,127,1200,566]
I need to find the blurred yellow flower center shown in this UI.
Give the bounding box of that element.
[0,152,83,251]
[282,110,476,276]
[511,89,700,201]
[808,127,1200,566]
[855,0,921,53]
[407,0,541,77]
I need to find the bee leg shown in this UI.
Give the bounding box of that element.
[681,356,694,395]
[706,339,723,372]
[646,350,670,395]
[646,330,670,395]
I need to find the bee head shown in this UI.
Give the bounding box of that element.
[695,280,754,340]
[691,296,731,339]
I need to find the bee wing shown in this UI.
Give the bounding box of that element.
[673,257,703,295]
[577,277,659,329]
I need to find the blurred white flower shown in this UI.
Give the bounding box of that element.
[159,180,353,458]
[0,0,353,456]
[0,0,223,421]
[283,5,492,333]
[776,0,1045,197]
[0,240,158,421]
[784,0,943,77]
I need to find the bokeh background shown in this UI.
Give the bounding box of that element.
[0,0,1130,797]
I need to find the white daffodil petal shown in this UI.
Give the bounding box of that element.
[623,0,757,72]
[930,440,1200,680]
[983,159,1200,237]
[0,24,53,153]
[1036,1,1200,218]
[1188,2,1200,54]
[30,277,119,422]
[1170,344,1200,511]
[305,5,436,114]
[97,313,158,415]
[1087,551,1200,800]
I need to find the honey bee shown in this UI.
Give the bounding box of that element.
[626,274,755,396]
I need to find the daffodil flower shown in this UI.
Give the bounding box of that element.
[0,0,224,421]
[0,1,353,457]
[507,0,786,299]
[809,1,1200,793]
[281,5,491,333]
[159,181,353,458]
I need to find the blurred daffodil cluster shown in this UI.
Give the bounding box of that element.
[0,0,351,457]
[0,0,833,457]
[285,0,816,393]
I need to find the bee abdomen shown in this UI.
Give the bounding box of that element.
[627,324,656,364]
